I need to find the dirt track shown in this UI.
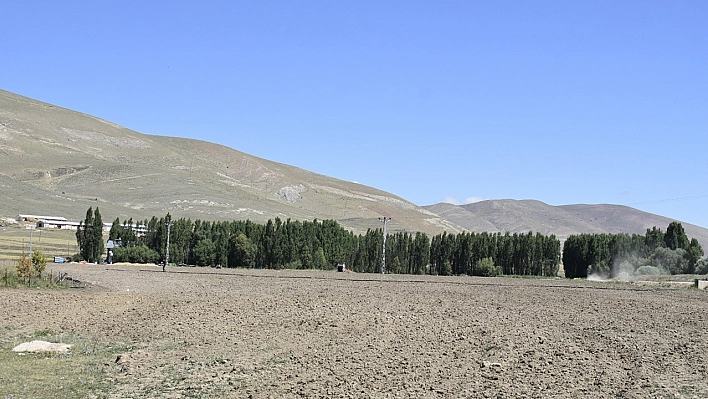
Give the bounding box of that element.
[2,264,708,398]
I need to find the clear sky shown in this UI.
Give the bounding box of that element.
[2,1,707,228]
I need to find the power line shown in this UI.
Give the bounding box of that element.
[627,194,708,206]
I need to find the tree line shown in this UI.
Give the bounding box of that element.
[562,221,706,278]
[429,231,560,277]
[75,209,562,277]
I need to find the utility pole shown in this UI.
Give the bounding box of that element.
[164,221,173,272]
[379,217,391,275]
[29,227,34,255]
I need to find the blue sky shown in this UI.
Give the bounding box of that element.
[3,1,707,228]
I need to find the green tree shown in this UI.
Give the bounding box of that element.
[686,238,704,272]
[109,217,122,240]
[695,257,708,275]
[31,249,47,277]
[664,221,689,250]
[474,257,501,277]
[651,247,687,274]
[313,247,327,269]
[193,238,216,267]
[645,226,665,253]
[113,245,159,264]
[440,260,452,276]
[16,252,32,284]
[76,207,105,263]
[91,208,104,262]
[76,207,94,262]
[229,233,255,268]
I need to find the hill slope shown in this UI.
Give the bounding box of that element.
[425,200,708,248]
[0,89,459,235]
[3,88,706,248]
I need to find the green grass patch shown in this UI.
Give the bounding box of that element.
[0,265,73,289]
[0,332,121,399]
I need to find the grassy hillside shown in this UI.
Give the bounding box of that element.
[0,89,457,236]
[3,88,706,252]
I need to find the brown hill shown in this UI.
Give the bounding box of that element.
[0,89,457,235]
[424,200,708,248]
[3,88,706,248]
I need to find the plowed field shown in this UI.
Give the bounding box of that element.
[2,264,707,398]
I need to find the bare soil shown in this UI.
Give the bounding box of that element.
[2,264,708,398]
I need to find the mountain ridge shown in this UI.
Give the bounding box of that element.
[2,88,707,248]
[0,89,458,235]
[424,199,708,247]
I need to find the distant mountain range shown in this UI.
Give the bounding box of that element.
[425,200,708,247]
[2,89,707,247]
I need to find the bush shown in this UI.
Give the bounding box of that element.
[32,249,47,277]
[651,247,688,274]
[282,260,302,270]
[1,266,17,287]
[474,257,501,277]
[440,260,452,276]
[695,258,708,275]
[113,245,159,264]
[16,252,32,283]
[635,266,663,276]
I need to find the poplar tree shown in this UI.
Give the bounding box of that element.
[76,207,104,263]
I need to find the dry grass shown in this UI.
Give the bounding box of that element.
[0,224,80,262]
[0,329,118,399]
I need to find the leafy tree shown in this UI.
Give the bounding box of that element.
[651,247,687,274]
[31,249,47,277]
[109,217,122,240]
[685,238,704,271]
[390,256,402,274]
[313,247,327,269]
[16,252,32,284]
[645,226,665,253]
[193,238,216,267]
[229,233,255,268]
[664,221,690,250]
[76,207,104,263]
[92,208,104,261]
[440,260,452,276]
[474,257,501,277]
[695,258,708,275]
[76,207,94,262]
[113,245,159,264]
[563,223,704,278]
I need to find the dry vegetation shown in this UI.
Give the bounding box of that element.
[2,264,707,398]
[0,223,79,262]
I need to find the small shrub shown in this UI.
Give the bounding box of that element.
[440,260,452,276]
[1,266,18,287]
[113,245,160,264]
[635,266,663,276]
[694,257,708,275]
[16,252,33,284]
[282,260,302,270]
[474,257,501,277]
[32,249,47,277]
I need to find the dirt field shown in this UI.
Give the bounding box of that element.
[2,264,708,398]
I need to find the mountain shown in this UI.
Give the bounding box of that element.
[3,88,707,248]
[0,89,460,235]
[424,200,708,248]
